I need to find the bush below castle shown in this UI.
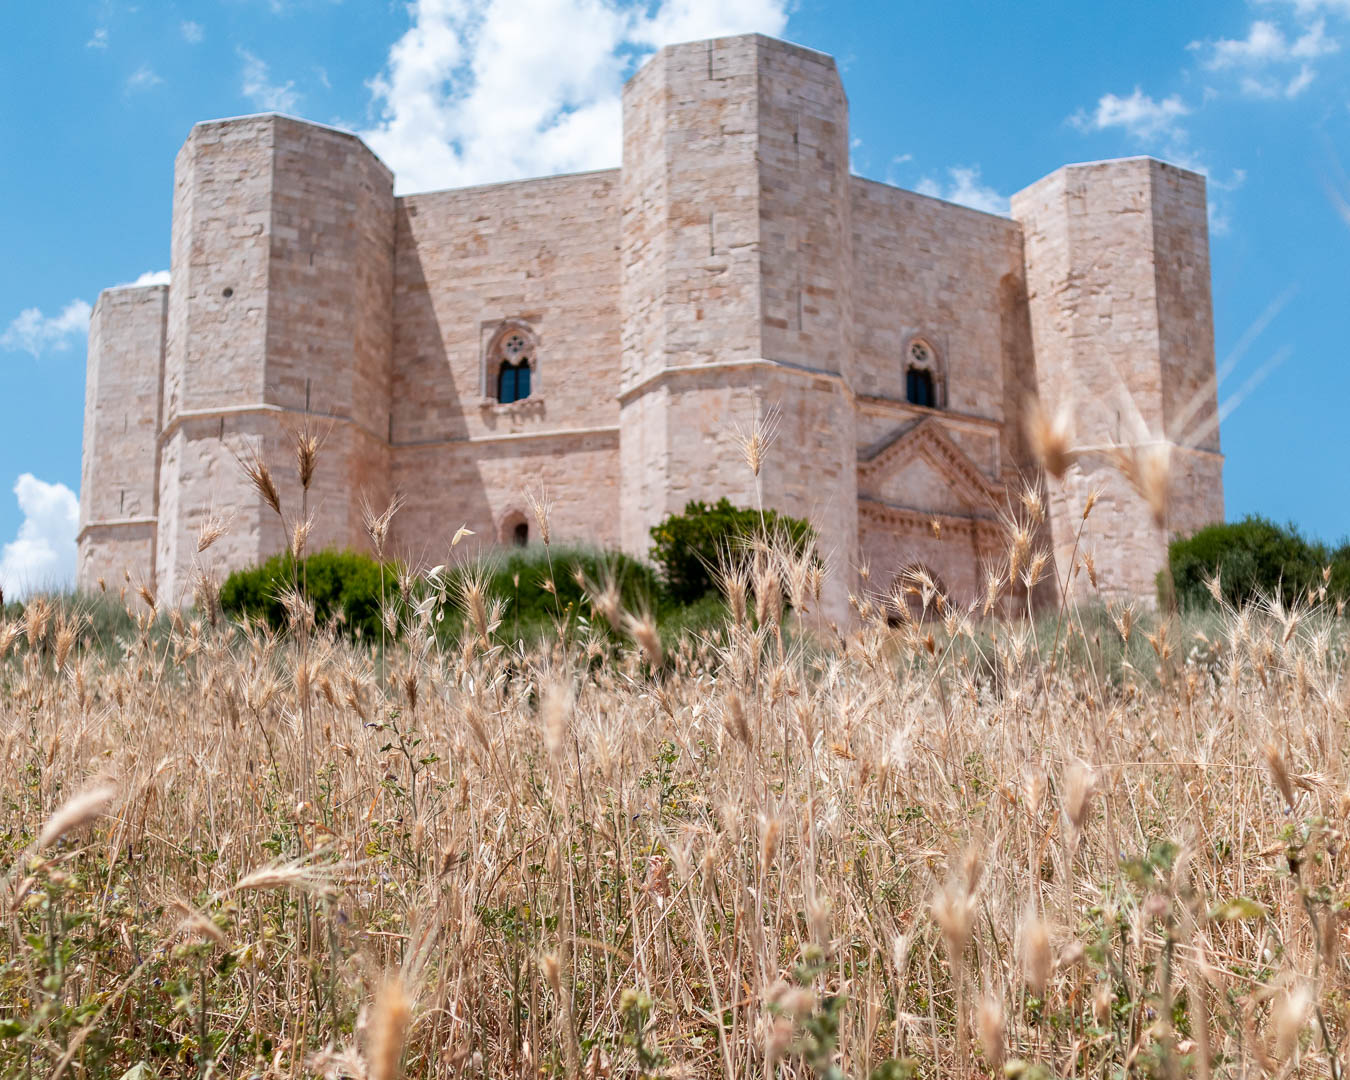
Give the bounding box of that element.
[1164,515,1350,610]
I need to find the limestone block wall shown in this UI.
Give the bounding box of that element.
[757,39,853,378]
[75,33,1225,616]
[1011,158,1224,601]
[618,37,770,564]
[848,182,1038,606]
[390,172,621,444]
[386,170,622,555]
[77,284,167,591]
[850,181,1031,476]
[619,37,765,388]
[393,431,621,556]
[618,35,859,620]
[156,115,396,602]
[752,38,858,622]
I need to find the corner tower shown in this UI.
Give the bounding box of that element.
[1011,158,1224,601]
[618,35,857,620]
[156,115,395,602]
[77,284,167,592]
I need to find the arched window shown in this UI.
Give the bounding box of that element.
[492,326,535,404]
[513,521,529,547]
[905,339,941,409]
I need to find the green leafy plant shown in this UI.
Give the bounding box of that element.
[218,545,668,644]
[648,498,814,604]
[219,548,391,640]
[1163,515,1350,610]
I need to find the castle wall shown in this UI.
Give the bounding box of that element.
[156,116,396,602]
[393,431,621,555]
[849,180,1028,477]
[387,170,623,553]
[618,38,767,566]
[77,284,167,591]
[752,38,858,624]
[847,183,1037,605]
[618,35,859,621]
[264,118,396,547]
[76,34,1224,617]
[1011,158,1224,602]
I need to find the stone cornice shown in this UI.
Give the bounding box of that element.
[853,391,1001,431]
[77,517,157,543]
[858,496,1003,545]
[157,403,388,449]
[157,403,617,452]
[394,425,619,450]
[617,357,844,403]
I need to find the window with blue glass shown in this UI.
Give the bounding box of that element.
[493,327,535,404]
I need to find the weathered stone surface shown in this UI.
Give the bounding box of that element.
[77,284,166,592]
[78,33,1223,616]
[1011,157,1224,601]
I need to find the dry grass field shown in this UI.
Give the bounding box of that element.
[2,431,1348,1080]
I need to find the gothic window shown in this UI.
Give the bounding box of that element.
[513,521,529,547]
[905,339,941,409]
[492,325,536,404]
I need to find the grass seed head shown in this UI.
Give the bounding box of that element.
[239,448,284,520]
[1021,914,1052,996]
[36,780,117,851]
[1025,395,1075,480]
[368,978,411,1080]
[978,994,1005,1068]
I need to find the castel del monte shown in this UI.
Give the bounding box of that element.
[77,31,1224,620]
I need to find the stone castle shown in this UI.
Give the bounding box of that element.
[77,33,1224,620]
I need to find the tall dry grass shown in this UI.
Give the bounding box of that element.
[2,420,1348,1080]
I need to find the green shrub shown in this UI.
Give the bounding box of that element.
[482,545,663,640]
[1164,515,1350,610]
[648,498,814,605]
[218,545,667,643]
[220,549,391,639]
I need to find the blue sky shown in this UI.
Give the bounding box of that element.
[2,0,1348,595]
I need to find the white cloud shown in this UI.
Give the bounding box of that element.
[240,49,301,113]
[182,20,204,44]
[1195,17,1337,67]
[360,0,790,194]
[0,300,92,357]
[1259,0,1350,16]
[0,475,79,601]
[126,65,164,93]
[914,165,1010,216]
[87,27,109,49]
[1206,168,1248,236]
[1241,62,1319,97]
[116,270,171,288]
[1072,87,1191,141]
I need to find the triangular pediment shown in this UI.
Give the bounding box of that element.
[858,418,999,518]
